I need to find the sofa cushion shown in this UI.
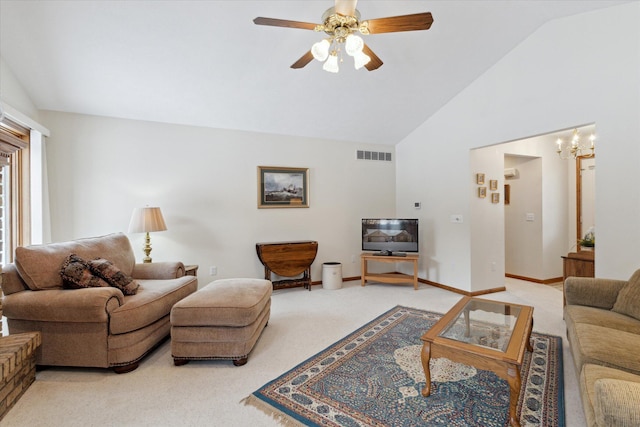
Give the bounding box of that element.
[60,254,110,289]
[109,276,197,335]
[569,323,640,375]
[580,364,640,427]
[594,378,640,427]
[170,278,273,327]
[564,305,640,335]
[15,233,136,291]
[89,258,139,296]
[612,269,640,321]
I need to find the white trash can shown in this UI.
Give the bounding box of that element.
[322,262,342,290]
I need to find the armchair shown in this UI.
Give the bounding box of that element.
[0,233,197,373]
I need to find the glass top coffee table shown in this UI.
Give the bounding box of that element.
[420,296,534,427]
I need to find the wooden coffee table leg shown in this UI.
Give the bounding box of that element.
[507,364,521,427]
[420,343,432,397]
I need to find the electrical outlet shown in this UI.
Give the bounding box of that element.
[351,255,356,263]
[209,266,217,276]
[450,214,463,223]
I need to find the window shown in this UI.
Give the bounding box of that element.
[0,117,30,264]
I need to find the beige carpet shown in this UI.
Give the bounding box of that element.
[1,277,583,426]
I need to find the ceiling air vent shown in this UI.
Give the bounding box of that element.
[356,150,392,162]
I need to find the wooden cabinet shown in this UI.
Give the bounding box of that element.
[561,251,594,306]
[256,241,318,291]
[562,251,594,282]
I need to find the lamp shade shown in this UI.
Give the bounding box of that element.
[128,207,168,233]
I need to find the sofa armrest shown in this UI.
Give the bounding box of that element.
[564,276,627,309]
[131,262,185,280]
[595,378,640,427]
[2,287,124,323]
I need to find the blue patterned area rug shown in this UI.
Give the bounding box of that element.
[243,305,564,427]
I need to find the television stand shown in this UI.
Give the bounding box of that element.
[372,251,407,257]
[361,252,419,290]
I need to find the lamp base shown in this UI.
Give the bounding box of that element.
[142,232,153,263]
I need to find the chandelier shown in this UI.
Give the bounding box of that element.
[556,128,595,160]
[310,8,371,73]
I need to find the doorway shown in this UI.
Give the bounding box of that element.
[501,125,596,282]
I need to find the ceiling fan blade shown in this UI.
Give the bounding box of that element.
[362,44,383,71]
[364,12,433,34]
[291,51,315,69]
[253,17,317,30]
[335,0,358,16]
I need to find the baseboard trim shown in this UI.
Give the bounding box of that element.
[311,276,360,287]
[505,274,563,285]
[419,278,506,296]
[313,275,505,296]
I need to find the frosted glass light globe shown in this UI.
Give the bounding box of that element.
[323,53,339,73]
[345,34,364,56]
[353,50,371,70]
[311,39,330,61]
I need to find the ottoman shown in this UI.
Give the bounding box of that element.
[170,278,271,366]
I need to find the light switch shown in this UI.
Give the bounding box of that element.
[526,213,535,222]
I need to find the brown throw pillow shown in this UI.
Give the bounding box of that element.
[612,269,640,321]
[60,254,110,289]
[89,258,140,296]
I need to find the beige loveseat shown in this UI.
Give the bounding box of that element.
[0,233,197,373]
[564,270,640,426]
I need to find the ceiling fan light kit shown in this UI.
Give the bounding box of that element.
[253,0,433,73]
[313,33,370,72]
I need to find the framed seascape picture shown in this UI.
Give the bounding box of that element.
[492,193,500,204]
[478,187,487,198]
[258,166,309,208]
[490,180,498,191]
[476,173,485,185]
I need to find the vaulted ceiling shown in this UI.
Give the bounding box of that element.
[0,1,627,145]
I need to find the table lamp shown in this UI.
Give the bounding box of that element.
[128,206,167,263]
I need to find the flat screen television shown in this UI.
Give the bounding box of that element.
[362,218,419,255]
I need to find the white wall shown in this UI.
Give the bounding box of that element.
[0,58,38,120]
[469,146,506,290]
[40,111,396,284]
[504,155,543,278]
[396,3,640,291]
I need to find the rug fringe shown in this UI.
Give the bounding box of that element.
[241,394,304,427]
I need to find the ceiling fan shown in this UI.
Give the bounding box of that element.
[253,0,433,73]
